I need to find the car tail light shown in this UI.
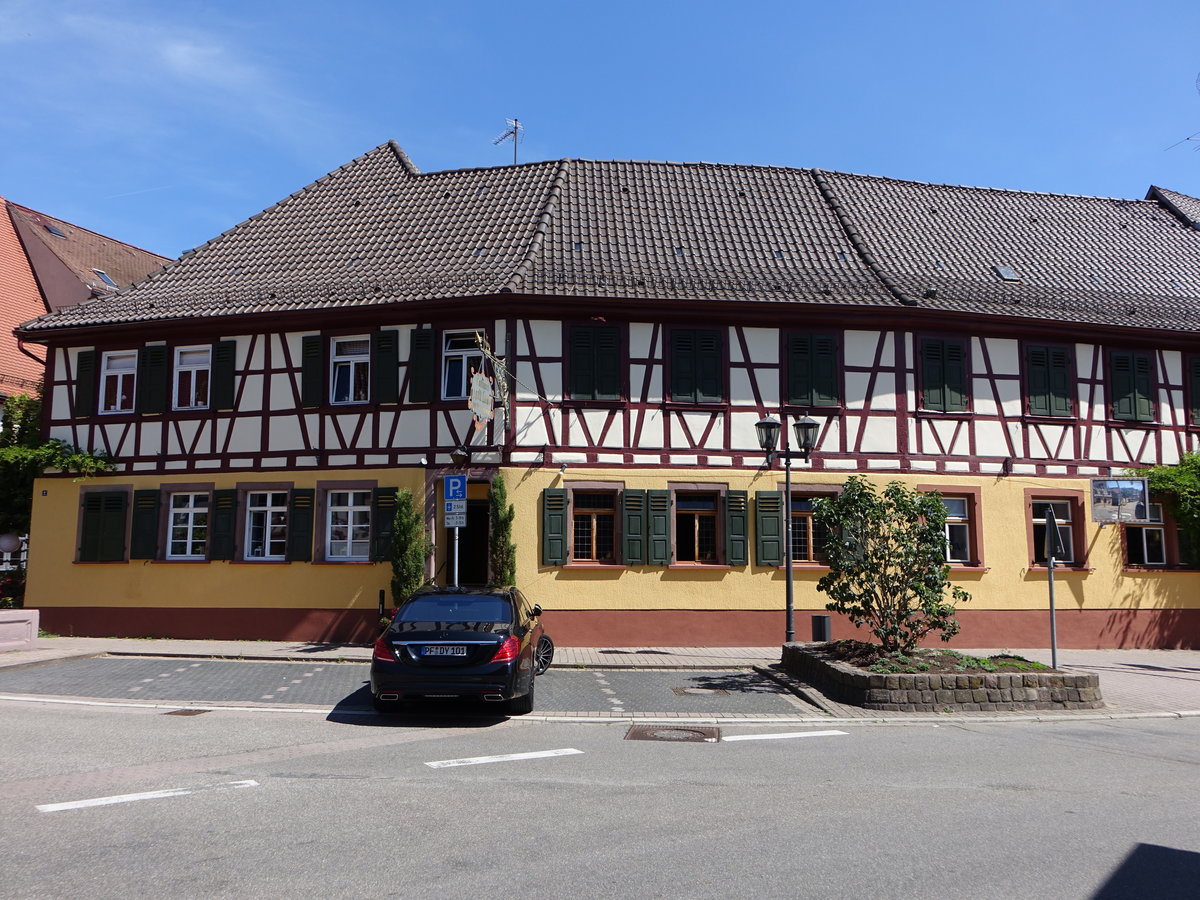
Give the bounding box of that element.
[372,637,396,662]
[489,635,520,664]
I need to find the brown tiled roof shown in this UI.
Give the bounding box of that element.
[17,139,1200,335]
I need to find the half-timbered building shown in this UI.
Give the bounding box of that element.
[14,141,1200,647]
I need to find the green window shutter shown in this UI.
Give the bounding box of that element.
[75,350,96,417]
[568,326,595,399]
[1190,358,1200,425]
[670,330,696,402]
[789,334,811,406]
[408,328,435,403]
[621,489,647,565]
[129,490,161,560]
[209,489,238,561]
[286,489,315,562]
[300,335,324,408]
[1026,346,1050,416]
[755,491,784,566]
[80,491,128,562]
[943,340,967,412]
[372,330,400,404]
[370,488,398,561]
[136,345,168,414]
[1048,348,1072,416]
[725,490,748,566]
[647,490,672,565]
[1134,352,1154,421]
[542,488,568,565]
[811,335,839,407]
[921,340,946,412]
[211,341,237,410]
[696,330,723,402]
[1111,351,1135,421]
[594,326,621,400]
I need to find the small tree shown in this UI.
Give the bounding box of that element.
[488,474,516,587]
[389,489,430,606]
[1137,453,1200,566]
[814,476,970,653]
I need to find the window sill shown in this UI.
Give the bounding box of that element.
[562,399,626,409]
[1122,565,1198,573]
[230,559,292,565]
[662,401,727,412]
[947,564,989,572]
[1029,564,1093,572]
[914,409,973,420]
[668,563,732,570]
[1105,419,1159,428]
[312,560,375,565]
[775,563,830,571]
[73,560,127,564]
[564,562,628,570]
[1021,414,1079,425]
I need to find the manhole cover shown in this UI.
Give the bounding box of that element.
[625,725,719,742]
[164,709,210,716]
[671,687,729,696]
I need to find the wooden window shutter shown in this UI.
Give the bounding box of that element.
[594,326,621,400]
[1110,351,1135,420]
[789,334,811,405]
[1190,358,1200,425]
[621,489,647,565]
[300,335,324,408]
[370,488,398,561]
[1047,348,1072,416]
[136,345,168,414]
[1134,352,1154,422]
[211,341,237,410]
[670,330,696,401]
[79,491,127,562]
[408,328,435,403]
[921,339,945,411]
[647,490,672,565]
[286,489,315,562]
[695,330,723,403]
[75,350,97,417]
[811,335,839,407]
[725,490,748,566]
[568,326,595,399]
[755,491,784,566]
[129,489,161,560]
[1026,346,1051,416]
[943,340,967,412]
[542,488,568,565]
[209,490,238,560]
[372,330,400,404]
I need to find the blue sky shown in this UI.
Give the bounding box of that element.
[4,0,1200,259]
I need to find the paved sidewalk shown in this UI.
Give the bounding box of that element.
[2,637,1199,721]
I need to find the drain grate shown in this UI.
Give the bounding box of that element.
[625,725,719,742]
[164,708,210,716]
[671,687,729,696]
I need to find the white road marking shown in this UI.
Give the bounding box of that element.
[722,730,849,742]
[425,748,583,769]
[37,779,258,813]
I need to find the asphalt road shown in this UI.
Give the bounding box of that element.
[2,700,1199,899]
[0,656,818,717]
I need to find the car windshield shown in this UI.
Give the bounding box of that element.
[396,595,513,624]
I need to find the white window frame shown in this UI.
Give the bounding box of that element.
[942,496,971,564]
[330,337,371,404]
[326,489,371,560]
[173,345,211,410]
[167,492,209,560]
[442,331,484,401]
[1126,503,1166,567]
[100,350,138,414]
[245,491,289,561]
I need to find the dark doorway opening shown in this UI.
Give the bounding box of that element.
[458,498,490,586]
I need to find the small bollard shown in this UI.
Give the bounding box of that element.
[812,614,831,642]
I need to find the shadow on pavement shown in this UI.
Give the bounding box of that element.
[1092,843,1200,899]
[326,684,510,728]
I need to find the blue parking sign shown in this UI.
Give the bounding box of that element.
[443,475,467,501]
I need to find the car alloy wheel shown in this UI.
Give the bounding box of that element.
[533,635,555,676]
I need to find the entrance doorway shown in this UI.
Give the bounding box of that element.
[458,498,490,586]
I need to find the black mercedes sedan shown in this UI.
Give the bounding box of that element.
[370,587,553,715]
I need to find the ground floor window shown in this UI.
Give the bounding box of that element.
[246,491,289,560]
[167,492,209,560]
[327,490,371,559]
[1031,499,1075,565]
[675,492,719,563]
[790,496,828,563]
[572,492,617,562]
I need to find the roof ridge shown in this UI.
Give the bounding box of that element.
[503,158,572,293]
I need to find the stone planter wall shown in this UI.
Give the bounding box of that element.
[0,608,39,653]
[781,643,1103,712]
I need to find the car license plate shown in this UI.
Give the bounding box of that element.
[423,645,468,657]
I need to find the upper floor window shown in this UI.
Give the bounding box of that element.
[1110,350,1155,422]
[167,492,209,560]
[100,351,137,414]
[442,331,484,401]
[331,337,370,404]
[1125,503,1165,567]
[568,325,621,401]
[245,491,289,560]
[1025,345,1072,417]
[919,338,967,413]
[327,489,372,559]
[670,328,723,403]
[787,333,839,407]
[174,346,211,410]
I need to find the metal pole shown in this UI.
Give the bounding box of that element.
[1048,555,1058,670]
[783,415,795,643]
[452,525,460,587]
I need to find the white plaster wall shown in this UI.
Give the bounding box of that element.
[1161,349,1182,386]
[858,415,898,453]
[269,415,306,452]
[138,421,163,456]
[677,410,724,451]
[973,420,1010,457]
[846,330,892,367]
[982,338,1020,375]
[226,417,260,453]
[239,374,263,412]
[995,378,1023,418]
[629,323,657,359]
[245,335,263,370]
[634,409,663,449]
[521,320,560,358]
[738,328,778,364]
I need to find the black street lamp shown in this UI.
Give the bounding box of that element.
[755,413,820,643]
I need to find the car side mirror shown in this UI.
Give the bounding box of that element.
[531,604,543,618]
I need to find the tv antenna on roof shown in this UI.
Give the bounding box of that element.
[1165,73,1200,151]
[493,118,522,165]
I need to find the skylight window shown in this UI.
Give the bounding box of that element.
[91,269,117,287]
[994,265,1021,282]
[44,224,66,237]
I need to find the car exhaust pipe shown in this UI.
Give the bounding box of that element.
[379,693,400,702]
[482,693,505,702]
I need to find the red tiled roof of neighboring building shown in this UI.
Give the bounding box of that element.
[0,195,49,394]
